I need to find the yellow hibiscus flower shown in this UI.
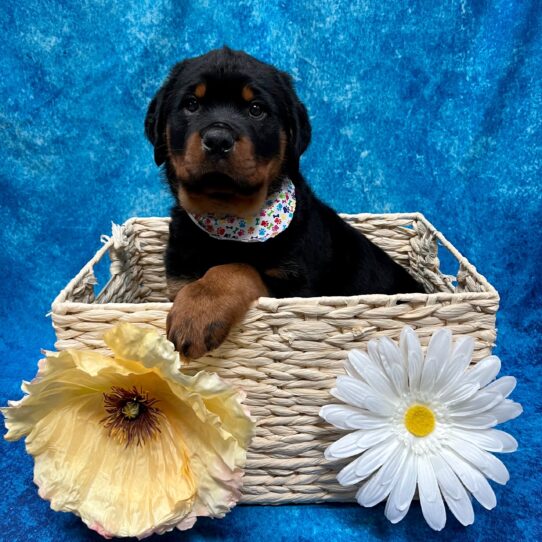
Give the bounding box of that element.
[2,323,254,539]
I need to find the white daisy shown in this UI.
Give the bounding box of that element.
[320,326,522,531]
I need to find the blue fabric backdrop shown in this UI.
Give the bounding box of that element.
[1,1,541,541]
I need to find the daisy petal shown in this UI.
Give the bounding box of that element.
[325,427,391,460]
[441,382,480,405]
[364,395,398,416]
[430,454,462,499]
[450,336,474,371]
[449,391,504,417]
[367,339,383,368]
[356,446,407,507]
[435,336,474,391]
[385,452,417,523]
[418,457,447,531]
[483,376,516,398]
[347,350,396,398]
[466,355,501,387]
[337,439,398,486]
[452,428,518,453]
[378,337,407,395]
[446,436,510,484]
[344,350,371,382]
[490,400,523,423]
[400,327,423,392]
[347,349,375,370]
[451,413,498,429]
[430,454,474,526]
[319,404,386,430]
[331,376,395,415]
[421,328,452,393]
[441,448,497,510]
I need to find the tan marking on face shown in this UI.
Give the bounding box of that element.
[186,130,287,215]
[194,83,206,98]
[169,124,287,216]
[251,129,287,190]
[242,85,254,102]
[180,189,268,216]
[167,128,204,180]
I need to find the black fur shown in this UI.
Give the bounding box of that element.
[145,47,424,297]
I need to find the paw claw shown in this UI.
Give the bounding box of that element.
[204,321,228,351]
[180,340,192,358]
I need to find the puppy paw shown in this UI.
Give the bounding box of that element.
[166,281,235,359]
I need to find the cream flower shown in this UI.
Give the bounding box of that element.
[320,326,522,531]
[2,323,254,539]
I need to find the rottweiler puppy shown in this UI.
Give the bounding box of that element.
[145,47,424,359]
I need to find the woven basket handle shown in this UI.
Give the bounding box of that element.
[51,223,132,310]
[100,222,130,278]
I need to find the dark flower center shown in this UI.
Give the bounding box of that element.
[101,386,164,446]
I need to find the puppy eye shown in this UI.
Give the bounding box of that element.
[183,96,199,113]
[248,102,265,119]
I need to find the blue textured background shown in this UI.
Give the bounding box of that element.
[1,1,541,541]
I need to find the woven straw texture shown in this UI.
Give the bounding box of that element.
[51,213,499,504]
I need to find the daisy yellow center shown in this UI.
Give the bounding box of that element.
[404,404,436,437]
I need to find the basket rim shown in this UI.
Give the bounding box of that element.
[50,212,499,313]
[50,290,500,318]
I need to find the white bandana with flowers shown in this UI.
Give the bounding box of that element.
[187,177,296,242]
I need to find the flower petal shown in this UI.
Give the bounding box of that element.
[337,438,398,486]
[429,454,461,500]
[430,454,474,526]
[490,400,523,423]
[104,323,179,373]
[451,413,498,429]
[449,390,505,417]
[385,452,417,524]
[4,353,136,441]
[440,448,497,510]
[356,445,407,507]
[483,376,517,398]
[319,404,387,430]
[440,382,480,405]
[418,456,447,531]
[325,427,392,460]
[347,350,396,398]
[331,376,396,415]
[420,328,452,394]
[451,428,518,453]
[445,436,510,484]
[434,336,474,392]
[466,355,501,387]
[400,327,423,392]
[378,337,407,395]
[367,339,383,368]
[28,393,197,539]
[345,349,372,381]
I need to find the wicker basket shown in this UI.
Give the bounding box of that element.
[50,213,499,504]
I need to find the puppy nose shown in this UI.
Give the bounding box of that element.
[201,126,235,156]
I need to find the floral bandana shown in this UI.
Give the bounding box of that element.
[187,177,296,243]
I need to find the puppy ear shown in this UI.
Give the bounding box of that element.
[145,87,168,166]
[278,72,312,161]
[145,62,185,166]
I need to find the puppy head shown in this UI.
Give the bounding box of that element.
[145,47,311,215]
